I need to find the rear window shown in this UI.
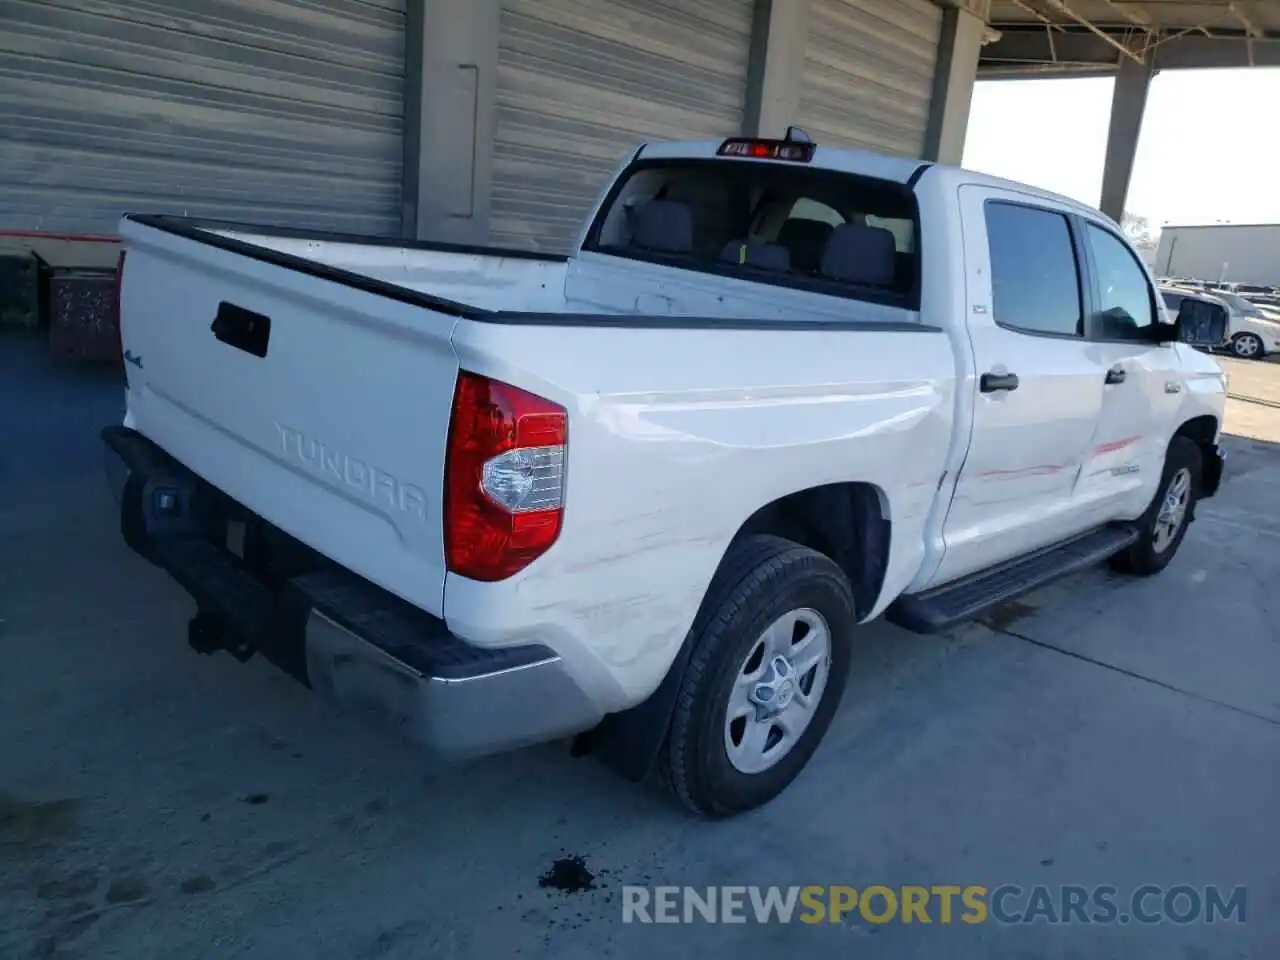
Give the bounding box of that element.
[582,159,920,310]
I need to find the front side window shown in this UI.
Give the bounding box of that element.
[1084,223,1156,339]
[1161,292,1184,309]
[584,159,919,309]
[985,202,1083,336]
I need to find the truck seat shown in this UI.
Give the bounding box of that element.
[820,223,897,287]
[776,219,834,275]
[630,199,694,254]
[719,240,791,272]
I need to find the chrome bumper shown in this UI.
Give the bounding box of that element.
[102,425,601,762]
[305,610,599,761]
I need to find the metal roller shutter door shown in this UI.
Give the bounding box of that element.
[0,0,405,237]
[492,0,754,253]
[800,0,942,158]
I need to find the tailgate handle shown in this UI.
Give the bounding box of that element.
[211,302,271,358]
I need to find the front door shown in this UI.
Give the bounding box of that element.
[926,188,1108,588]
[1075,218,1182,520]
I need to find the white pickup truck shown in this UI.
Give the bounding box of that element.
[104,130,1229,817]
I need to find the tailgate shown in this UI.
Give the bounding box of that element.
[117,217,461,618]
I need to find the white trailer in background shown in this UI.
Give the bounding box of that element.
[1156,223,1280,285]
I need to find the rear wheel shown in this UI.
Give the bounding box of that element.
[662,535,855,817]
[1231,332,1263,359]
[1110,437,1202,576]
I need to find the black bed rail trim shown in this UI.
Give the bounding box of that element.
[485,312,942,332]
[127,214,495,319]
[906,162,933,189]
[127,214,567,261]
[124,213,942,334]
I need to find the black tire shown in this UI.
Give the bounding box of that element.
[1231,332,1263,360]
[662,535,855,817]
[1109,436,1202,576]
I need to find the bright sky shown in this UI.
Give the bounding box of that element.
[962,68,1280,230]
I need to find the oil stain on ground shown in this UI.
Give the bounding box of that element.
[179,874,217,895]
[0,793,79,855]
[981,599,1040,635]
[105,876,149,904]
[36,868,98,900]
[538,855,597,894]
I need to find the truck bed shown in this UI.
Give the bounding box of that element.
[136,215,573,315]
[117,214,958,657]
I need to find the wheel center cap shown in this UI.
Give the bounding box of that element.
[751,655,797,717]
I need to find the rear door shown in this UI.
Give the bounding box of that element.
[119,219,460,617]
[928,188,1108,587]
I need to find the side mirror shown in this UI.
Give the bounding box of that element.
[1172,299,1229,347]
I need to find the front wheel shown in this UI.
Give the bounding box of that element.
[662,535,855,817]
[1110,437,1202,576]
[1231,332,1263,359]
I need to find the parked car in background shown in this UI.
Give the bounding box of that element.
[1163,286,1280,359]
[1245,293,1280,312]
[1227,282,1276,297]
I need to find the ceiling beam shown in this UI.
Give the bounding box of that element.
[1009,0,1065,31]
[1228,2,1263,38]
[980,27,1280,74]
[1038,0,1147,63]
[1100,0,1151,29]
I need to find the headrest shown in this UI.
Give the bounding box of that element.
[820,223,897,286]
[777,218,835,251]
[630,199,693,254]
[777,219,835,272]
[719,240,791,272]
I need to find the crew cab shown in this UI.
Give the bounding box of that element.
[103,130,1229,817]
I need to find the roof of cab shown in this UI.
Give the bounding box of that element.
[634,139,1113,224]
[635,139,928,185]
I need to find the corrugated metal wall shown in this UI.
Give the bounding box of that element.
[490,0,754,253]
[0,0,405,237]
[1157,225,1280,285]
[799,0,942,158]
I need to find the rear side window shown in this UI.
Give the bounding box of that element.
[985,202,1083,336]
[584,159,920,310]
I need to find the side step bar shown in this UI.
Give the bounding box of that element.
[887,525,1140,634]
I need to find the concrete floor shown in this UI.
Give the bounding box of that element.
[2,332,1278,959]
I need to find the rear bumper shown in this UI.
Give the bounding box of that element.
[102,426,601,761]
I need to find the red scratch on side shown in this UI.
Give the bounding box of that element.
[1093,435,1142,455]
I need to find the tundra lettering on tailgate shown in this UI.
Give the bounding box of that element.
[274,422,427,521]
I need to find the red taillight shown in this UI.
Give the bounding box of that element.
[114,249,126,364]
[444,371,567,581]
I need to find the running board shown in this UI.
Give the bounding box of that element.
[887,525,1140,634]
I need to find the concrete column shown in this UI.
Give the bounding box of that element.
[743,0,811,139]
[1099,54,1155,223]
[923,3,986,164]
[401,0,500,243]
